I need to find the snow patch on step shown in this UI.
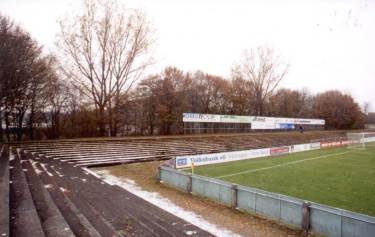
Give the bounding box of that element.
[9,152,15,161]
[94,169,242,237]
[50,165,64,177]
[30,160,42,174]
[82,167,102,179]
[59,187,69,193]
[44,184,53,189]
[40,163,53,177]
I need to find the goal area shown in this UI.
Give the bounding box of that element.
[347,132,375,150]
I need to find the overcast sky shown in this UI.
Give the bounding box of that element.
[1,0,374,112]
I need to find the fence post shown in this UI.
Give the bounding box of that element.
[231,184,238,209]
[302,202,311,236]
[156,166,161,183]
[187,175,192,194]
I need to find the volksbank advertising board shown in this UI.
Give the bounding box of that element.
[175,142,323,168]
[182,113,325,127]
[176,148,270,168]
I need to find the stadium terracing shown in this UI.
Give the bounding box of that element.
[1,130,352,236]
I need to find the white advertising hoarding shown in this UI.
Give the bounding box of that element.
[289,143,312,153]
[219,115,253,123]
[183,113,325,126]
[182,113,221,123]
[251,121,276,129]
[310,142,321,150]
[175,148,270,168]
[293,118,325,125]
[175,141,324,168]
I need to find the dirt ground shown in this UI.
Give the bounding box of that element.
[94,161,315,237]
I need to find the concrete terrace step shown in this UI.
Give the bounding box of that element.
[19,138,311,155]
[37,155,212,237]
[27,143,262,155]
[25,149,222,161]
[27,147,197,157]
[65,154,174,163]
[0,145,10,237]
[32,160,104,237]
[36,148,230,161]
[18,136,287,148]
[73,158,170,168]
[31,157,124,237]
[17,140,212,150]
[33,154,212,236]
[19,150,74,237]
[9,148,45,237]
[23,141,217,150]
[45,144,219,152]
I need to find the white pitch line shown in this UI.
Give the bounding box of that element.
[216,150,353,179]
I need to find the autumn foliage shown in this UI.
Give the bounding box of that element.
[313,91,365,129]
[0,9,367,141]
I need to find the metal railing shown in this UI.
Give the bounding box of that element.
[159,166,375,237]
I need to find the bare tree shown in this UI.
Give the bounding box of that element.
[232,47,289,115]
[57,0,153,136]
[0,14,54,141]
[268,88,314,118]
[363,102,370,115]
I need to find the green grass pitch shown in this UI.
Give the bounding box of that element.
[189,143,375,216]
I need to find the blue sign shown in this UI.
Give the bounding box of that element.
[279,123,295,129]
[176,158,187,166]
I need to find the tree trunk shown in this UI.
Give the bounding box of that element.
[259,102,264,116]
[16,110,25,141]
[149,114,154,135]
[97,106,106,137]
[0,108,3,143]
[112,120,117,137]
[110,108,118,137]
[54,112,60,139]
[28,105,34,140]
[5,109,10,142]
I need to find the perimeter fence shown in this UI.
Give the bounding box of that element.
[159,166,375,237]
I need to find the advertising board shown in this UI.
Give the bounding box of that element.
[310,142,321,150]
[270,146,290,156]
[320,140,348,149]
[175,141,329,169]
[183,113,325,126]
[293,118,325,125]
[182,113,221,123]
[220,115,253,123]
[175,148,270,168]
[277,123,295,129]
[289,143,311,153]
[251,121,276,129]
